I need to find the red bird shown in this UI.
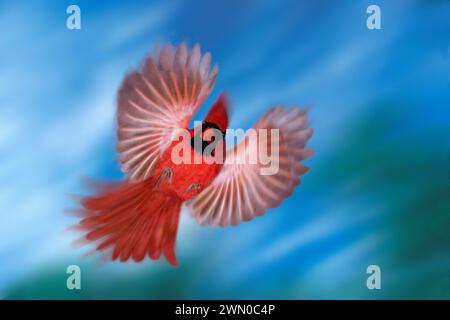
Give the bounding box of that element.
[78,43,314,266]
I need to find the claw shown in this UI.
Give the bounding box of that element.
[184,182,202,193]
[155,167,174,188]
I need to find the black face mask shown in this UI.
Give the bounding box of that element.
[191,121,226,155]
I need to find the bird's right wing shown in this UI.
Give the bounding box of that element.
[117,43,218,181]
[187,106,314,227]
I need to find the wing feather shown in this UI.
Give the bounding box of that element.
[117,43,218,181]
[188,106,314,227]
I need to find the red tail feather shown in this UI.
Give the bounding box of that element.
[79,179,182,266]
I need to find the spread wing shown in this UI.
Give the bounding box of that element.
[187,106,314,227]
[117,43,218,181]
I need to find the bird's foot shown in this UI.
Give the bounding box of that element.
[184,182,202,194]
[155,167,174,188]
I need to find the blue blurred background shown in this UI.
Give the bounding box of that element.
[0,0,449,299]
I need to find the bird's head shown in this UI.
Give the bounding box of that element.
[203,93,229,132]
[191,93,229,156]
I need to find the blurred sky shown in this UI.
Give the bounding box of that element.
[0,0,449,299]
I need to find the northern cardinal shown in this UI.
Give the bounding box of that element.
[78,43,314,266]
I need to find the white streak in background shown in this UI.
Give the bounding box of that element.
[298,233,383,298]
[95,2,176,52]
[0,1,176,293]
[39,70,117,164]
[0,110,26,153]
[217,1,413,154]
[220,35,387,147]
[215,203,383,285]
[180,204,273,270]
[0,69,120,292]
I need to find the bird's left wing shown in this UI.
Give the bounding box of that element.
[187,106,314,227]
[117,43,218,181]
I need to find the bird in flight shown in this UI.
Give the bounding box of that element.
[77,43,314,266]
